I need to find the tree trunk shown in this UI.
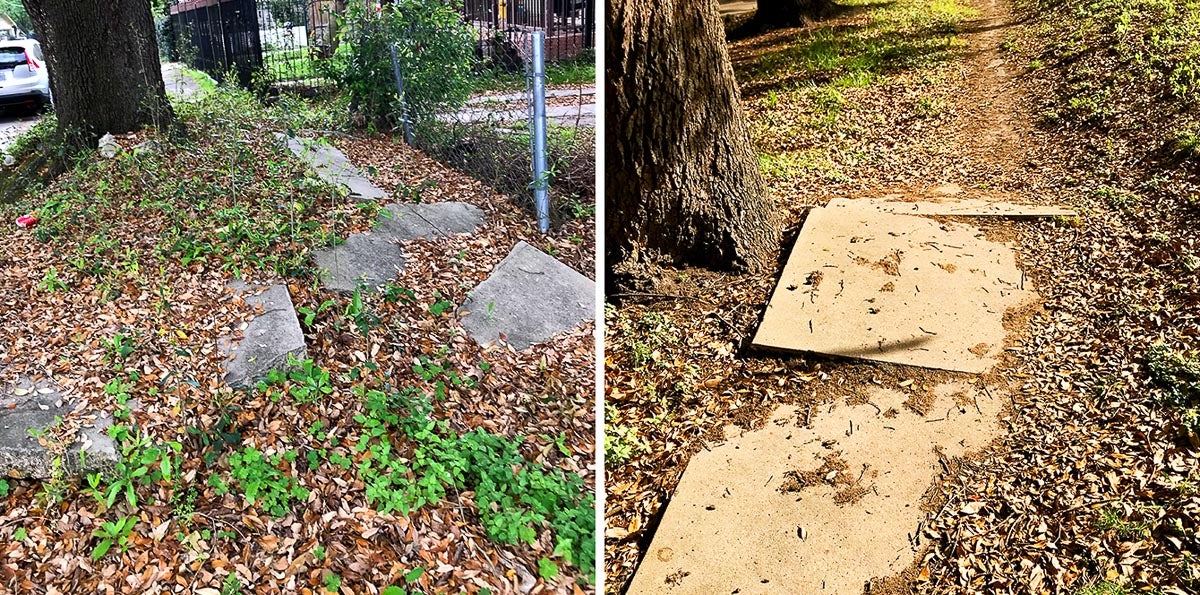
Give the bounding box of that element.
[22,0,175,147]
[606,0,779,272]
[754,0,837,26]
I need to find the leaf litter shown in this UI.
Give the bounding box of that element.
[0,88,595,594]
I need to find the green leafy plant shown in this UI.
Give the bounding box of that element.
[38,267,69,292]
[346,286,381,336]
[220,571,244,595]
[221,446,309,518]
[91,516,137,560]
[324,572,341,592]
[538,557,559,580]
[326,0,475,130]
[89,424,181,509]
[261,355,334,405]
[382,282,417,305]
[297,299,337,327]
[350,384,595,580]
[1148,343,1200,404]
[103,331,136,364]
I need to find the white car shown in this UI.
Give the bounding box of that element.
[0,40,50,111]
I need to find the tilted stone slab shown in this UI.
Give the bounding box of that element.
[827,196,1076,218]
[0,377,118,479]
[220,283,308,389]
[313,202,485,292]
[312,233,406,293]
[753,204,1037,373]
[275,133,387,201]
[377,202,485,240]
[460,241,594,351]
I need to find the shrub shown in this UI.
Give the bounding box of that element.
[327,0,475,130]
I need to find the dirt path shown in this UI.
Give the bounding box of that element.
[607,0,1081,591]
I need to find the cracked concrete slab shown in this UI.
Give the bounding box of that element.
[628,382,1004,594]
[312,232,407,293]
[219,283,307,389]
[313,202,484,292]
[753,203,1037,373]
[460,241,594,350]
[275,133,387,201]
[377,202,485,240]
[0,377,118,479]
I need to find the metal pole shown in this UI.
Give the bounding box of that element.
[530,31,550,233]
[390,43,415,146]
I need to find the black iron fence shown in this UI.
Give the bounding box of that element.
[461,0,593,64]
[169,0,263,88]
[170,0,593,93]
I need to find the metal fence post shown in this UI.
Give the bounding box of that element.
[390,42,415,146]
[530,31,550,234]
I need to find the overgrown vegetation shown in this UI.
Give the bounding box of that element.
[325,0,475,130]
[0,79,594,592]
[733,0,975,186]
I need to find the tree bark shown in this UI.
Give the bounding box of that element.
[754,0,837,27]
[606,0,779,273]
[22,0,175,147]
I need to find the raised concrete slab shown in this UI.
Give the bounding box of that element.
[460,241,594,351]
[220,283,308,389]
[628,382,1004,594]
[161,62,205,100]
[0,377,118,479]
[275,133,387,201]
[312,233,406,293]
[753,203,1036,373]
[378,202,486,239]
[313,202,485,292]
[828,196,1075,217]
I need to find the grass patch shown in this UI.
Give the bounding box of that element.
[1076,582,1130,595]
[1148,342,1200,404]
[740,0,976,89]
[1023,0,1200,155]
[472,51,597,92]
[759,149,838,179]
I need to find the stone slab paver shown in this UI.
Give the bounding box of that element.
[753,202,1036,373]
[628,383,1004,594]
[378,202,486,239]
[312,232,406,292]
[0,377,118,479]
[275,133,388,201]
[220,283,308,389]
[313,202,485,292]
[460,241,594,350]
[827,196,1076,217]
[161,62,204,99]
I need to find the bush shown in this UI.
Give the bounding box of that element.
[327,0,476,130]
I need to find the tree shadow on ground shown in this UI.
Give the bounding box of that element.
[729,0,976,98]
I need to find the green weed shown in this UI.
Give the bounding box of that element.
[212,446,309,518]
[91,516,137,560]
[1147,342,1200,403]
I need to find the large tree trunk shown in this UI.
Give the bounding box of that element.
[23,0,175,147]
[606,0,779,274]
[754,0,837,27]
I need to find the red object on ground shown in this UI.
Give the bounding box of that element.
[16,214,38,228]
